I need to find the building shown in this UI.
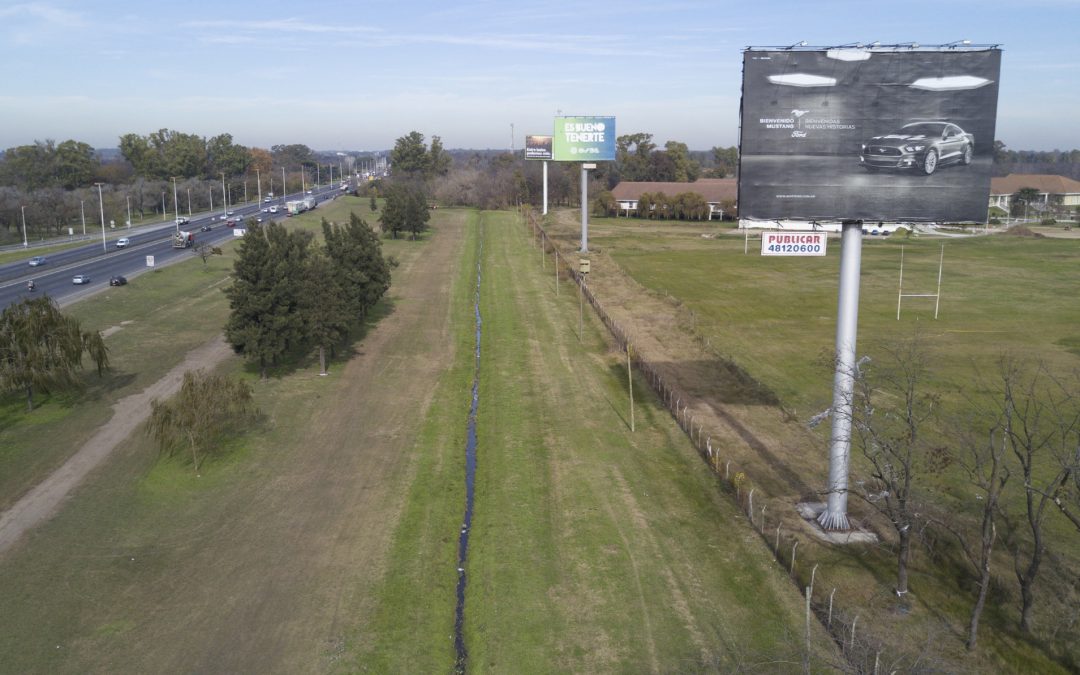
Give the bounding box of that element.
[989,174,1080,213]
[610,178,737,220]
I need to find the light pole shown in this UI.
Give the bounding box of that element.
[282,167,286,203]
[81,200,86,235]
[172,177,180,231]
[186,188,192,217]
[126,195,132,228]
[21,205,28,248]
[301,166,306,194]
[95,182,107,252]
[161,192,166,221]
[256,168,262,206]
[221,173,228,219]
[210,186,214,214]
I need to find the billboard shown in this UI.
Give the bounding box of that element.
[738,48,1002,222]
[525,135,553,160]
[553,116,616,161]
[761,231,828,256]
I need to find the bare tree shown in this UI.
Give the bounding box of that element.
[995,359,1080,633]
[849,335,939,597]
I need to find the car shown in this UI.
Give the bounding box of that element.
[28,256,46,267]
[306,190,313,195]
[220,215,228,221]
[256,216,264,223]
[226,218,237,226]
[226,210,235,216]
[200,224,213,232]
[269,206,278,214]
[175,217,190,226]
[261,207,269,213]
[116,237,130,248]
[263,197,272,203]
[109,275,127,286]
[72,274,90,285]
[860,121,974,175]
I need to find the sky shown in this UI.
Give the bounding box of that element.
[1,0,1078,153]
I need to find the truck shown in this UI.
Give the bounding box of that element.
[172,230,195,248]
[286,197,316,216]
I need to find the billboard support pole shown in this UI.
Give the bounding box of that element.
[818,220,863,532]
[580,164,589,253]
[543,161,549,216]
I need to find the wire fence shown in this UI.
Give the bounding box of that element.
[522,209,927,673]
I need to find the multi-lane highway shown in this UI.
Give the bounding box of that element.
[0,184,348,308]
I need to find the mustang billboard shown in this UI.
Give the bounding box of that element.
[738,48,1002,222]
[553,116,616,161]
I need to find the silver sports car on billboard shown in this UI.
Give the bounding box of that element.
[860,121,974,175]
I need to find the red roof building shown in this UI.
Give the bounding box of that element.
[610,178,737,219]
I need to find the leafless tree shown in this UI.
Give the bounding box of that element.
[994,359,1080,633]
[849,335,939,597]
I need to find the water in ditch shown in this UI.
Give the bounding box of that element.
[454,232,482,673]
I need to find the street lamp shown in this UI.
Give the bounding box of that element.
[21,205,28,248]
[80,200,86,235]
[221,173,228,219]
[256,168,262,206]
[95,182,107,252]
[126,195,132,228]
[172,177,180,231]
[186,188,192,217]
[281,167,286,203]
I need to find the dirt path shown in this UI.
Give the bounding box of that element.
[0,335,234,554]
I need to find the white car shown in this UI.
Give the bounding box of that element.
[72,274,91,285]
[116,237,130,248]
[269,206,278,213]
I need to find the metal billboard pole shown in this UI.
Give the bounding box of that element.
[580,163,595,252]
[818,220,863,531]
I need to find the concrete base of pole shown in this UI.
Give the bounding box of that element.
[797,503,876,543]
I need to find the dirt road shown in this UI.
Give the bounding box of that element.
[0,336,233,554]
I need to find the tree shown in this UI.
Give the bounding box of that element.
[944,366,1014,651]
[615,132,656,181]
[995,360,1080,632]
[390,131,430,179]
[849,335,939,597]
[300,250,350,376]
[380,183,430,239]
[146,370,257,471]
[663,140,701,182]
[0,296,109,411]
[192,242,222,266]
[322,213,393,321]
[207,133,250,177]
[224,222,313,379]
[1012,187,1040,219]
[271,144,315,169]
[429,135,452,176]
[370,189,378,211]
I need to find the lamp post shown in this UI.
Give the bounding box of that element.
[256,168,262,206]
[95,182,107,252]
[126,195,132,228]
[186,188,191,217]
[172,177,180,231]
[281,167,286,203]
[21,205,28,248]
[221,173,228,220]
[80,200,86,235]
[161,192,166,221]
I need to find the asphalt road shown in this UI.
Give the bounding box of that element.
[1,184,348,309]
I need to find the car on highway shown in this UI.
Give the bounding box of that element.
[116,237,130,248]
[200,224,213,232]
[109,275,127,286]
[263,197,272,203]
[269,206,278,213]
[28,256,46,267]
[72,274,91,285]
[176,217,190,226]
[860,121,974,175]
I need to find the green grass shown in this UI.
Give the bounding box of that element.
[568,214,1080,670]
[359,211,835,671]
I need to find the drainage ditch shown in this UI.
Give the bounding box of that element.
[454,230,483,672]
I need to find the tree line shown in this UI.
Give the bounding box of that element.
[224,213,394,379]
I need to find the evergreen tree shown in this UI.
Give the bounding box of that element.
[224,222,313,378]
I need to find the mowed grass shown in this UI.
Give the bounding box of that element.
[564,215,1080,670]
[0,202,435,673]
[359,211,836,671]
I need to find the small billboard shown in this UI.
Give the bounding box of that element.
[738,47,1002,223]
[553,116,616,161]
[760,231,828,256]
[525,135,553,160]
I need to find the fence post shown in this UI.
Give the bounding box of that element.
[850,615,858,652]
[828,588,836,628]
[790,540,798,574]
[809,564,818,598]
[760,505,767,532]
[804,587,812,675]
[775,525,781,552]
[748,489,754,517]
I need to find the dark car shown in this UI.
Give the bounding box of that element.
[200,224,213,232]
[860,121,974,175]
[109,275,127,286]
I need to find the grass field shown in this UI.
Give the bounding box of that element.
[0,205,840,672]
[540,211,1080,671]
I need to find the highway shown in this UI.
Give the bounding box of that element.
[0,183,348,309]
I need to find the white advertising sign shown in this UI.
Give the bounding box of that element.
[146,255,155,267]
[760,231,828,256]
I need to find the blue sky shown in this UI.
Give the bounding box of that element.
[1,0,1077,152]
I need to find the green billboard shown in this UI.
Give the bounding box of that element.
[552,116,616,161]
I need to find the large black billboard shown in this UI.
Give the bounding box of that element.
[738,48,1002,222]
